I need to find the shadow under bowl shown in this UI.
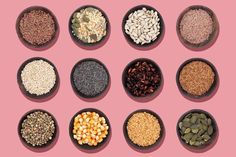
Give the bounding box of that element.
[176,5,219,51]
[122,5,165,49]
[68,5,110,49]
[176,109,219,152]
[123,109,165,152]
[17,57,60,101]
[69,108,111,152]
[176,58,219,101]
[18,109,58,151]
[16,6,59,51]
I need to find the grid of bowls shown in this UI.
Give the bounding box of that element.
[16,4,219,153]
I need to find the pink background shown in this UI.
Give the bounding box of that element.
[0,0,235,156]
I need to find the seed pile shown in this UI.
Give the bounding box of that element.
[124,60,161,97]
[71,7,107,43]
[21,59,57,96]
[179,9,213,45]
[127,112,161,147]
[72,111,109,146]
[19,9,56,46]
[124,7,161,45]
[72,60,109,98]
[178,112,214,147]
[179,60,215,96]
[20,111,56,147]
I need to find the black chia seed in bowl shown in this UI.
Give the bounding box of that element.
[71,58,110,99]
[122,58,163,101]
[18,109,58,149]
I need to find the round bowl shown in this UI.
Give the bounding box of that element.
[123,109,165,151]
[68,5,110,48]
[176,58,218,100]
[122,5,165,48]
[16,6,59,50]
[176,5,219,51]
[18,109,58,149]
[69,108,111,151]
[70,58,110,99]
[17,57,60,100]
[176,109,218,151]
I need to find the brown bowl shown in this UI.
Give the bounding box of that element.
[176,5,219,51]
[16,6,59,51]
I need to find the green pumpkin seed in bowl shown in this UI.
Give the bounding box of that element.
[177,109,218,151]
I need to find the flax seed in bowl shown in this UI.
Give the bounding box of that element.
[122,5,164,49]
[176,5,219,50]
[17,57,59,101]
[18,109,58,149]
[69,108,111,151]
[176,58,218,100]
[69,5,110,48]
[16,6,59,50]
[123,109,165,151]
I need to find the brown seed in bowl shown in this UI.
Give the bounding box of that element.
[19,9,56,46]
[127,112,161,147]
[179,9,213,45]
[179,61,215,96]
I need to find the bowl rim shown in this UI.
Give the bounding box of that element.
[176,109,218,150]
[69,108,111,150]
[17,57,60,100]
[122,4,165,47]
[176,5,219,50]
[70,58,110,99]
[16,6,59,49]
[68,5,110,47]
[18,109,58,149]
[176,58,218,99]
[123,109,165,150]
[122,58,163,98]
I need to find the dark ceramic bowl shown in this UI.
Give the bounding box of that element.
[16,6,59,50]
[17,57,60,100]
[122,5,165,48]
[176,109,218,151]
[176,58,218,100]
[69,5,110,48]
[122,58,163,99]
[70,58,110,99]
[69,108,111,151]
[176,5,219,51]
[18,109,58,149]
[123,109,165,151]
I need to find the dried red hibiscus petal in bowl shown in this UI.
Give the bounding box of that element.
[122,58,163,99]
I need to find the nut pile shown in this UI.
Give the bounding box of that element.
[124,60,161,97]
[124,7,161,45]
[72,60,109,98]
[179,60,215,97]
[127,112,161,147]
[20,111,56,147]
[71,7,107,43]
[21,59,57,96]
[179,9,213,45]
[178,112,214,147]
[19,9,56,46]
[72,111,109,146]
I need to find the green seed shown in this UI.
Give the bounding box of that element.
[184,128,191,134]
[198,129,205,136]
[192,128,199,133]
[194,141,201,146]
[190,115,197,123]
[181,126,186,133]
[200,113,207,119]
[207,118,212,125]
[207,126,214,135]
[202,134,211,141]
[183,121,191,128]
[183,133,193,143]
[178,122,183,129]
